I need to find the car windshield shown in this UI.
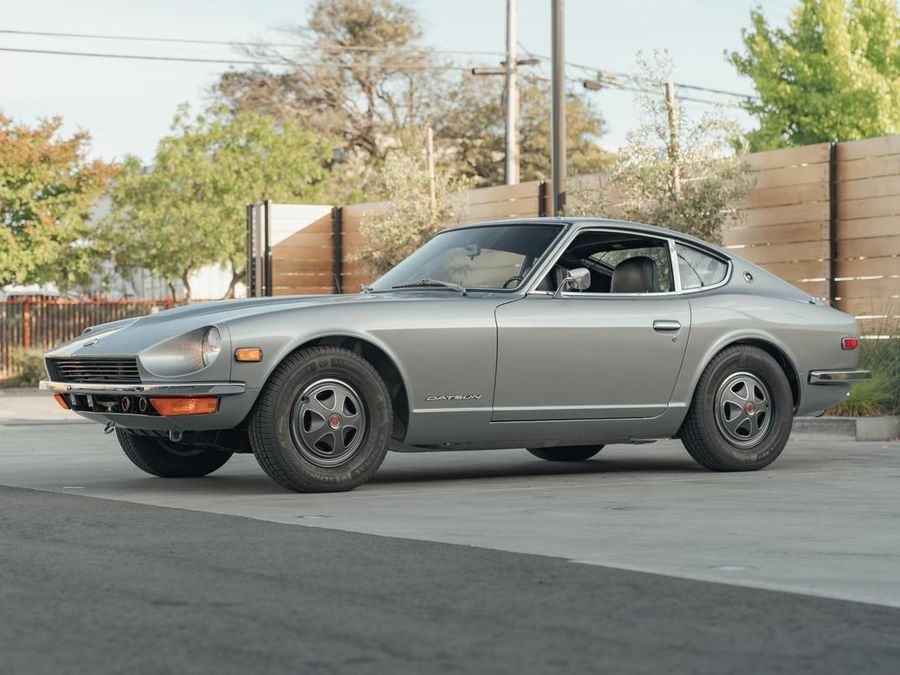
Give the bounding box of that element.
[370,224,564,292]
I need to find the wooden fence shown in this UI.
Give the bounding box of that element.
[0,297,173,380]
[248,134,900,333]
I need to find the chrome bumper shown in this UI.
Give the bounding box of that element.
[39,380,246,396]
[808,370,871,385]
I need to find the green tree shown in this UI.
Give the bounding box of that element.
[103,107,334,299]
[0,115,117,288]
[355,135,471,276]
[569,54,750,244]
[729,0,900,150]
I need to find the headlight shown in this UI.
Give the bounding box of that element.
[202,327,222,366]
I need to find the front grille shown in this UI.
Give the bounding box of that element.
[49,358,141,384]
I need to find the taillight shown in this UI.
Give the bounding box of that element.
[841,337,859,350]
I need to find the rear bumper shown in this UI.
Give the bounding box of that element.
[808,370,871,385]
[39,380,245,396]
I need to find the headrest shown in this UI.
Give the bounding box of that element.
[611,256,659,293]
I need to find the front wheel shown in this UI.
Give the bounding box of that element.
[249,346,392,493]
[116,430,233,477]
[680,345,793,471]
[527,446,604,461]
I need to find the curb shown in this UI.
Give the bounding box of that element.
[792,416,900,442]
[0,388,44,397]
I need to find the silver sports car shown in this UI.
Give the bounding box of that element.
[41,218,870,492]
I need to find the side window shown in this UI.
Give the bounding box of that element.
[538,230,675,294]
[675,243,729,290]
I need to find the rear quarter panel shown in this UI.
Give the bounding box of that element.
[675,291,860,419]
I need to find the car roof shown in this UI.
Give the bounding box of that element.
[454,217,732,260]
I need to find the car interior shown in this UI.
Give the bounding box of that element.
[536,231,675,294]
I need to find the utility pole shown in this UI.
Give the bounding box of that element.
[664,80,681,197]
[505,0,519,185]
[472,0,537,185]
[551,0,566,215]
[425,126,437,214]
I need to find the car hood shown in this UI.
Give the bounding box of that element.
[45,292,479,358]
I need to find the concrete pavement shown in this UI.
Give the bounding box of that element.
[2,398,899,610]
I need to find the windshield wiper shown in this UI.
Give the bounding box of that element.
[390,278,468,295]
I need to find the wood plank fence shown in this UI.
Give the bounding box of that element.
[247,134,900,334]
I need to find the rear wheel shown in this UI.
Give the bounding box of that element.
[116,430,232,478]
[527,446,604,462]
[249,346,392,493]
[680,345,793,471]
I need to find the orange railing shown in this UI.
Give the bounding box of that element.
[0,296,175,380]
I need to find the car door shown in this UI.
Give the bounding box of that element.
[492,233,691,421]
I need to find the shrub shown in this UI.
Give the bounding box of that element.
[2,349,47,388]
[829,324,900,417]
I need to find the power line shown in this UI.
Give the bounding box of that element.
[0,46,473,71]
[0,28,506,58]
[519,45,752,100]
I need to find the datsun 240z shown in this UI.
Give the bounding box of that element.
[41,219,870,492]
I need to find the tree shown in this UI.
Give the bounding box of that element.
[434,74,612,186]
[217,0,438,193]
[103,107,334,299]
[0,115,117,288]
[216,0,610,191]
[729,0,900,150]
[568,54,750,245]
[355,135,470,276]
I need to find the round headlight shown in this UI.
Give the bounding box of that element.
[202,327,222,366]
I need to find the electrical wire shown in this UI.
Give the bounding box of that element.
[0,28,506,57]
[0,46,474,71]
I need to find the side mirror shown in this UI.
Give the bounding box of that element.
[553,267,591,298]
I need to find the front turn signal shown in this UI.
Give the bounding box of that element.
[234,347,263,362]
[150,396,219,416]
[53,393,70,410]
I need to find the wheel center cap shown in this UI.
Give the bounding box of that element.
[329,414,343,429]
[745,402,755,414]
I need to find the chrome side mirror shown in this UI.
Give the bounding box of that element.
[553,267,591,298]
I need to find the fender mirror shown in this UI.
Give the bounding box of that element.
[553,267,591,298]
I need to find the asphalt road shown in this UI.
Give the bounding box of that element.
[1,394,899,673]
[3,486,900,675]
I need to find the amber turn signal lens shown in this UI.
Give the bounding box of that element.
[53,393,70,410]
[234,347,263,362]
[149,396,219,416]
[841,337,859,350]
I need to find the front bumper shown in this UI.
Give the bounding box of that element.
[39,379,254,432]
[39,380,246,396]
[808,370,871,384]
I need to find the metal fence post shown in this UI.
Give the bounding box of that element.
[828,142,838,308]
[22,297,31,351]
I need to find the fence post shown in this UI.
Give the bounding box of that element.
[538,180,548,217]
[828,142,838,308]
[332,206,343,294]
[22,297,31,351]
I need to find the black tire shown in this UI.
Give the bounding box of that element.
[116,430,232,478]
[680,345,793,471]
[249,346,392,493]
[527,445,604,461]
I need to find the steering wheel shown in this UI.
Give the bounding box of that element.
[502,275,524,289]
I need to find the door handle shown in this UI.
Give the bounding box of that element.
[653,320,681,332]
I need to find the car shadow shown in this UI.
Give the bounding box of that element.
[79,450,707,498]
[370,454,703,485]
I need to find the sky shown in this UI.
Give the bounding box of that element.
[0,0,795,162]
